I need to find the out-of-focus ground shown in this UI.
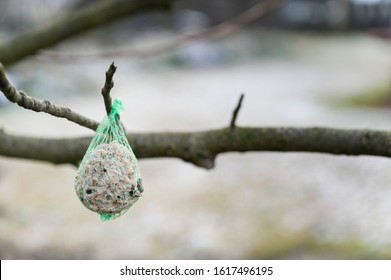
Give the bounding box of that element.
[0,29,391,259]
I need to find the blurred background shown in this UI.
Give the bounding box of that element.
[0,0,391,259]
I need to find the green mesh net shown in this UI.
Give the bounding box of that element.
[74,98,143,221]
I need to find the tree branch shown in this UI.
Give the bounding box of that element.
[1,127,391,169]
[2,42,391,170]
[0,0,172,66]
[101,62,116,115]
[0,63,99,130]
[38,0,289,61]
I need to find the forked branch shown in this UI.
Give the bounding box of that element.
[1,62,391,170]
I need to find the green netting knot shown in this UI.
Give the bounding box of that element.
[109,98,124,119]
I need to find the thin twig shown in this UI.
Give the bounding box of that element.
[230,94,245,130]
[101,62,116,115]
[0,63,99,131]
[39,0,289,61]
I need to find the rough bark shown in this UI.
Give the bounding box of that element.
[1,127,390,169]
